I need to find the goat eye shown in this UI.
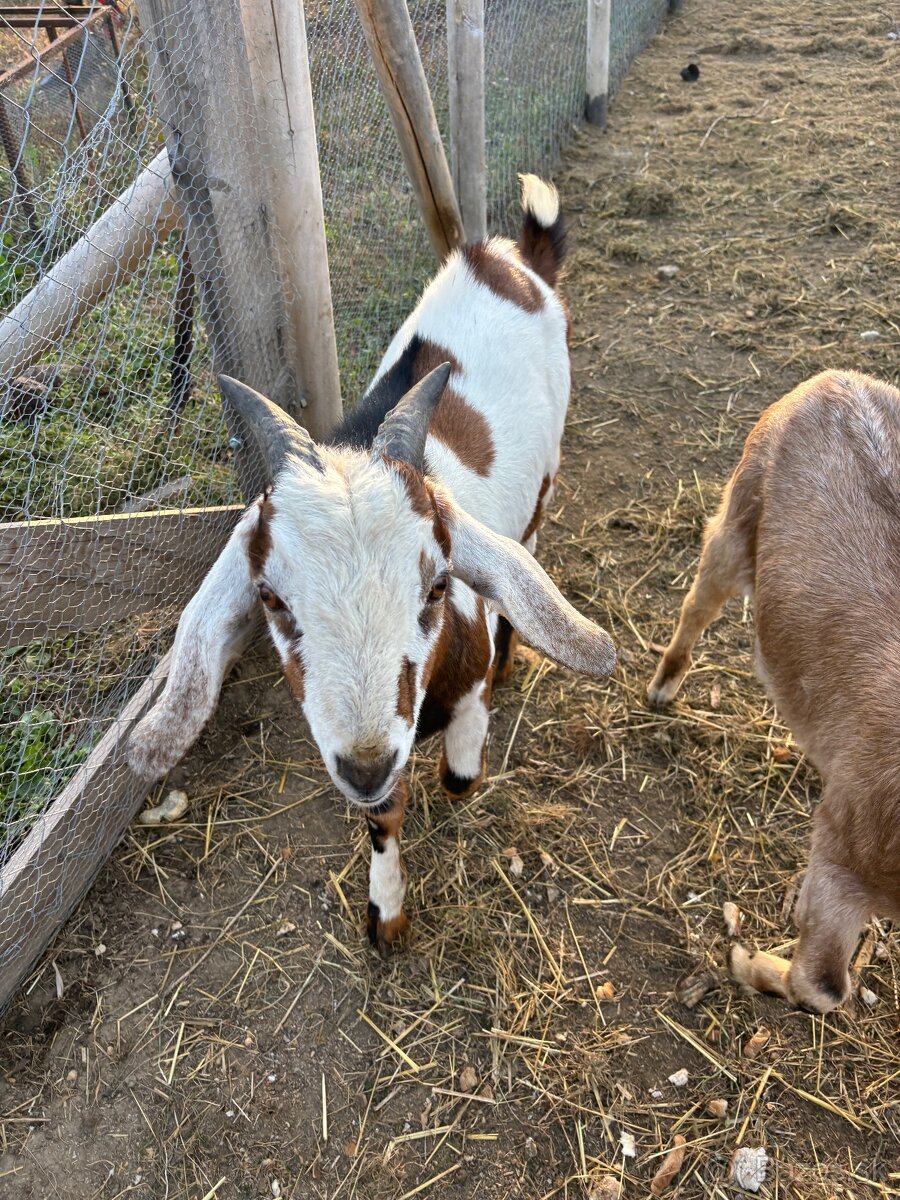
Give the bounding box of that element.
[428,575,448,603]
[258,584,283,611]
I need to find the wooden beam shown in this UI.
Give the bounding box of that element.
[0,148,179,385]
[447,0,486,242]
[0,6,110,89]
[354,0,464,261]
[585,0,612,128]
[0,505,243,649]
[0,651,172,1011]
[240,0,342,439]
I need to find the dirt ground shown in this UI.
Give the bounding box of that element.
[3,0,899,1196]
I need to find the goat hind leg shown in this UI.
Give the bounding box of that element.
[648,515,747,707]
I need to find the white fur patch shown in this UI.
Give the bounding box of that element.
[369,837,406,921]
[519,173,560,229]
[444,680,489,781]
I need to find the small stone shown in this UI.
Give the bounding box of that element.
[859,330,880,341]
[729,1146,769,1192]
[707,1098,729,1118]
[524,1136,538,1160]
[276,920,297,937]
[859,985,877,1007]
[619,1130,636,1158]
[458,1065,478,1093]
[94,943,107,957]
[597,980,616,1001]
[503,847,524,877]
[710,683,722,709]
[271,1180,282,1199]
[668,1068,689,1088]
[772,745,793,763]
[742,1028,771,1060]
[676,969,718,1008]
[65,1069,78,1084]
[649,1088,663,1100]
[657,264,679,280]
[722,902,742,938]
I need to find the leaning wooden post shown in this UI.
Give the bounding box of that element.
[240,0,342,439]
[585,0,612,128]
[446,0,486,242]
[354,0,464,260]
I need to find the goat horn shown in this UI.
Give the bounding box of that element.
[370,361,452,472]
[218,375,324,477]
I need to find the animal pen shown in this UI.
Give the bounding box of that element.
[0,0,675,1008]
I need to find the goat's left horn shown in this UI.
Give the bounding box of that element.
[218,375,324,477]
[370,361,451,472]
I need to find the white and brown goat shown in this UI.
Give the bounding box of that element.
[649,369,900,1012]
[129,176,616,952]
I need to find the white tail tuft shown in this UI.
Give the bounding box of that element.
[518,173,559,229]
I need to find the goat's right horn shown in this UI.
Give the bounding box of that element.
[218,375,324,477]
[370,361,452,472]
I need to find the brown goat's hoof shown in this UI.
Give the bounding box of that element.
[367,902,408,956]
[439,752,485,800]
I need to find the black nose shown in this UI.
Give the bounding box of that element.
[335,750,397,798]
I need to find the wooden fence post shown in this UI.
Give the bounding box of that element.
[447,0,486,242]
[134,0,335,492]
[354,0,464,261]
[585,0,611,128]
[240,0,342,440]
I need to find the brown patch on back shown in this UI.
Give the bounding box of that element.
[522,474,551,543]
[408,338,495,477]
[248,493,275,574]
[463,243,543,313]
[396,657,416,726]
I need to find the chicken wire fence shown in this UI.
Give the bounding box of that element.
[0,0,672,995]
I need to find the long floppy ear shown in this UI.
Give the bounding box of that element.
[441,498,616,679]
[128,505,260,781]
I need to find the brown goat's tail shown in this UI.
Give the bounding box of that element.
[517,174,566,289]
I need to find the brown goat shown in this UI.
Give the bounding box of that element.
[648,369,900,1012]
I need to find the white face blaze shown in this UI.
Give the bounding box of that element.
[255,450,447,806]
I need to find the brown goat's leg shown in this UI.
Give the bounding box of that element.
[366,779,409,955]
[493,616,519,684]
[730,849,874,1013]
[440,675,492,799]
[648,517,746,707]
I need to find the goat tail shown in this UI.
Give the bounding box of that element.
[517,174,566,289]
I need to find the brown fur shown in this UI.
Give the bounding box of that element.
[409,338,495,476]
[248,493,274,574]
[366,780,409,954]
[522,474,551,543]
[424,587,493,715]
[462,244,543,313]
[649,369,900,1011]
[396,656,416,726]
[282,648,305,705]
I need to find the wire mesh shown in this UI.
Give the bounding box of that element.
[0,0,670,996]
[610,0,670,96]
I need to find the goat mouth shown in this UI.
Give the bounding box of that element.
[335,775,398,811]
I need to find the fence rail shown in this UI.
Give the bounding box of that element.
[0,0,676,1011]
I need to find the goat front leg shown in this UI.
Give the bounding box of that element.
[366,778,409,955]
[440,676,492,799]
[730,832,876,1012]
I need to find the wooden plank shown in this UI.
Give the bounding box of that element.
[585,0,612,128]
[0,148,179,385]
[447,0,486,242]
[0,652,172,1011]
[240,0,342,439]
[134,0,313,493]
[354,0,464,261]
[0,7,110,89]
[0,504,243,648]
